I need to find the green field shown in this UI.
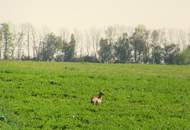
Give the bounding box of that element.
[0,61,190,130]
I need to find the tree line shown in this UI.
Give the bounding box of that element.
[0,23,190,64]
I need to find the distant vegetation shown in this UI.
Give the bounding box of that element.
[0,23,190,64]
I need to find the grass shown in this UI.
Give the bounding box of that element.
[0,61,190,130]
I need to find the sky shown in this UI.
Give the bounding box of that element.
[0,0,190,30]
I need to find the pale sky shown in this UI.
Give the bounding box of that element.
[1,0,190,30]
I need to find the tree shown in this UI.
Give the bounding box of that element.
[1,23,12,59]
[31,26,37,58]
[143,30,150,63]
[150,30,160,63]
[177,30,187,49]
[73,29,83,57]
[85,31,91,56]
[130,25,148,63]
[63,34,76,61]
[105,26,117,41]
[114,33,132,63]
[54,36,66,61]
[39,33,60,61]
[12,29,24,59]
[188,32,190,46]
[151,30,160,45]
[164,44,180,64]
[152,45,164,64]
[98,38,113,63]
[0,29,2,59]
[22,23,36,59]
[89,28,101,58]
[177,46,190,64]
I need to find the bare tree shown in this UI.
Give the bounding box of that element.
[1,23,12,59]
[177,30,187,50]
[89,28,101,58]
[26,24,30,58]
[188,31,190,46]
[21,23,35,59]
[159,29,167,46]
[12,25,24,59]
[85,30,91,56]
[30,26,38,58]
[105,25,118,42]
[73,29,84,57]
[0,28,2,59]
[36,30,47,60]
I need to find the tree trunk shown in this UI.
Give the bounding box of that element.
[4,39,8,60]
[27,30,30,59]
[0,48,1,59]
[134,48,137,62]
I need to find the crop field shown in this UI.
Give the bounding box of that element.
[0,61,190,130]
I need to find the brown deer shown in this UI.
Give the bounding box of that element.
[91,91,104,105]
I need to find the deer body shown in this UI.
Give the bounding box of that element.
[91,91,104,105]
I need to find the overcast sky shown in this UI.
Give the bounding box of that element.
[0,0,190,30]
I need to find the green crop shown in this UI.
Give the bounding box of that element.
[0,61,190,130]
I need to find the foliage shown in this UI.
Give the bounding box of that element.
[98,38,113,63]
[63,34,76,61]
[130,25,149,63]
[151,45,164,64]
[0,23,12,59]
[38,33,62,61]
[176,46,190,64]
[114,33,132,63]
[0,23,190,64]
[164,44,180,64]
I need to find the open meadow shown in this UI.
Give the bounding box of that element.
[0,61,190,130]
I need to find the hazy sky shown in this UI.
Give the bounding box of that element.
[1,0,190,30]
